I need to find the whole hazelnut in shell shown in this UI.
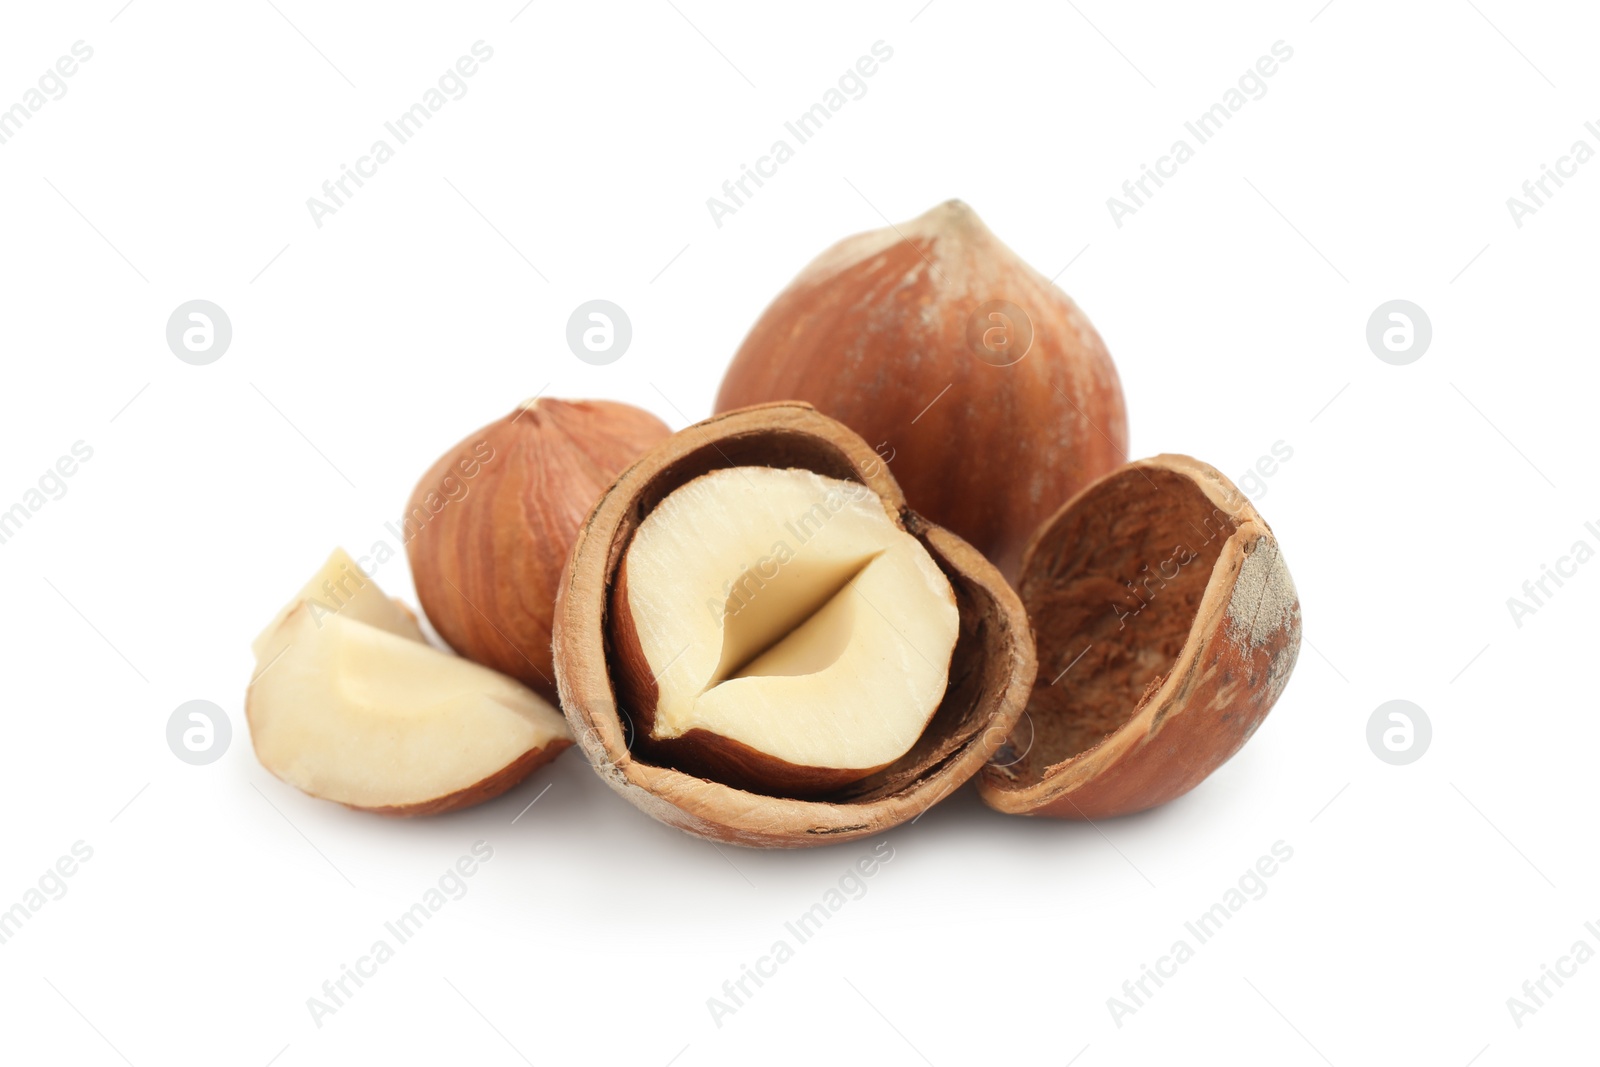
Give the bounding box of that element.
[715,200,1128,582]
[406,398,670,703]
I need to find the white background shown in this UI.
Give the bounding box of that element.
[1,1,1595,1064]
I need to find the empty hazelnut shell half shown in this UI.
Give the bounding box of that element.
[553,402,1037,847]
[977,454,1301,819]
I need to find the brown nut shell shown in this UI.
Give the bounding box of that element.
[714,199,1128,583]
[553,402,1037,847]
[977,454,1301,820]
[406,398,670,703]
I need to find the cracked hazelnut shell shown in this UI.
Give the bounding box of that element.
[978,454,1301,819]
[553,402,1037,847]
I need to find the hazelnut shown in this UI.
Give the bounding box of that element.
[609,464,962,798]
[553,402,1036,846]
[715,199,1128,582]
[248,549,572,816]
[405,398,670,702]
